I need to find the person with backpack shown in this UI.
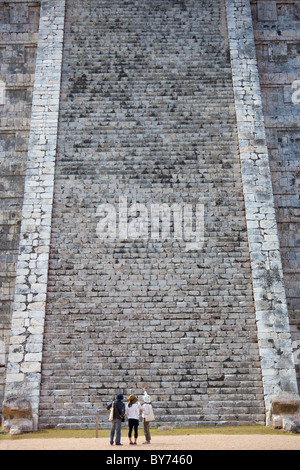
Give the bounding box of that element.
[141,387,155,445]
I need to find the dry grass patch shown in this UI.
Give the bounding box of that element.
[0,425,294,441]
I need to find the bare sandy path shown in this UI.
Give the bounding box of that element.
[1,434,300,450]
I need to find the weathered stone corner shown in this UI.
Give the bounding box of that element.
[267,392,300,434]
[2,397,34,435]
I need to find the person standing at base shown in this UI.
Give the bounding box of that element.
[142,387,155,445]
[107,393,125,446]
[126,394,142,445]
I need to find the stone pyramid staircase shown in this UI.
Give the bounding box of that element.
[38,0,265,428]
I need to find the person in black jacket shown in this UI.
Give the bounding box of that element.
[107,393,125,446]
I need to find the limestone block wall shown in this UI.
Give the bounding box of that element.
[0,0,298,431]
[226,0,298,411]
[2,0,65,429]
[250,0,300,387]
[0,1,40,408]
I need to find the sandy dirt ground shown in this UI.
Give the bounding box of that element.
[1,434,300,450]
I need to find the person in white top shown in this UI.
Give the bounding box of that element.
[125,394,142,445]
[142,387,155,444]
